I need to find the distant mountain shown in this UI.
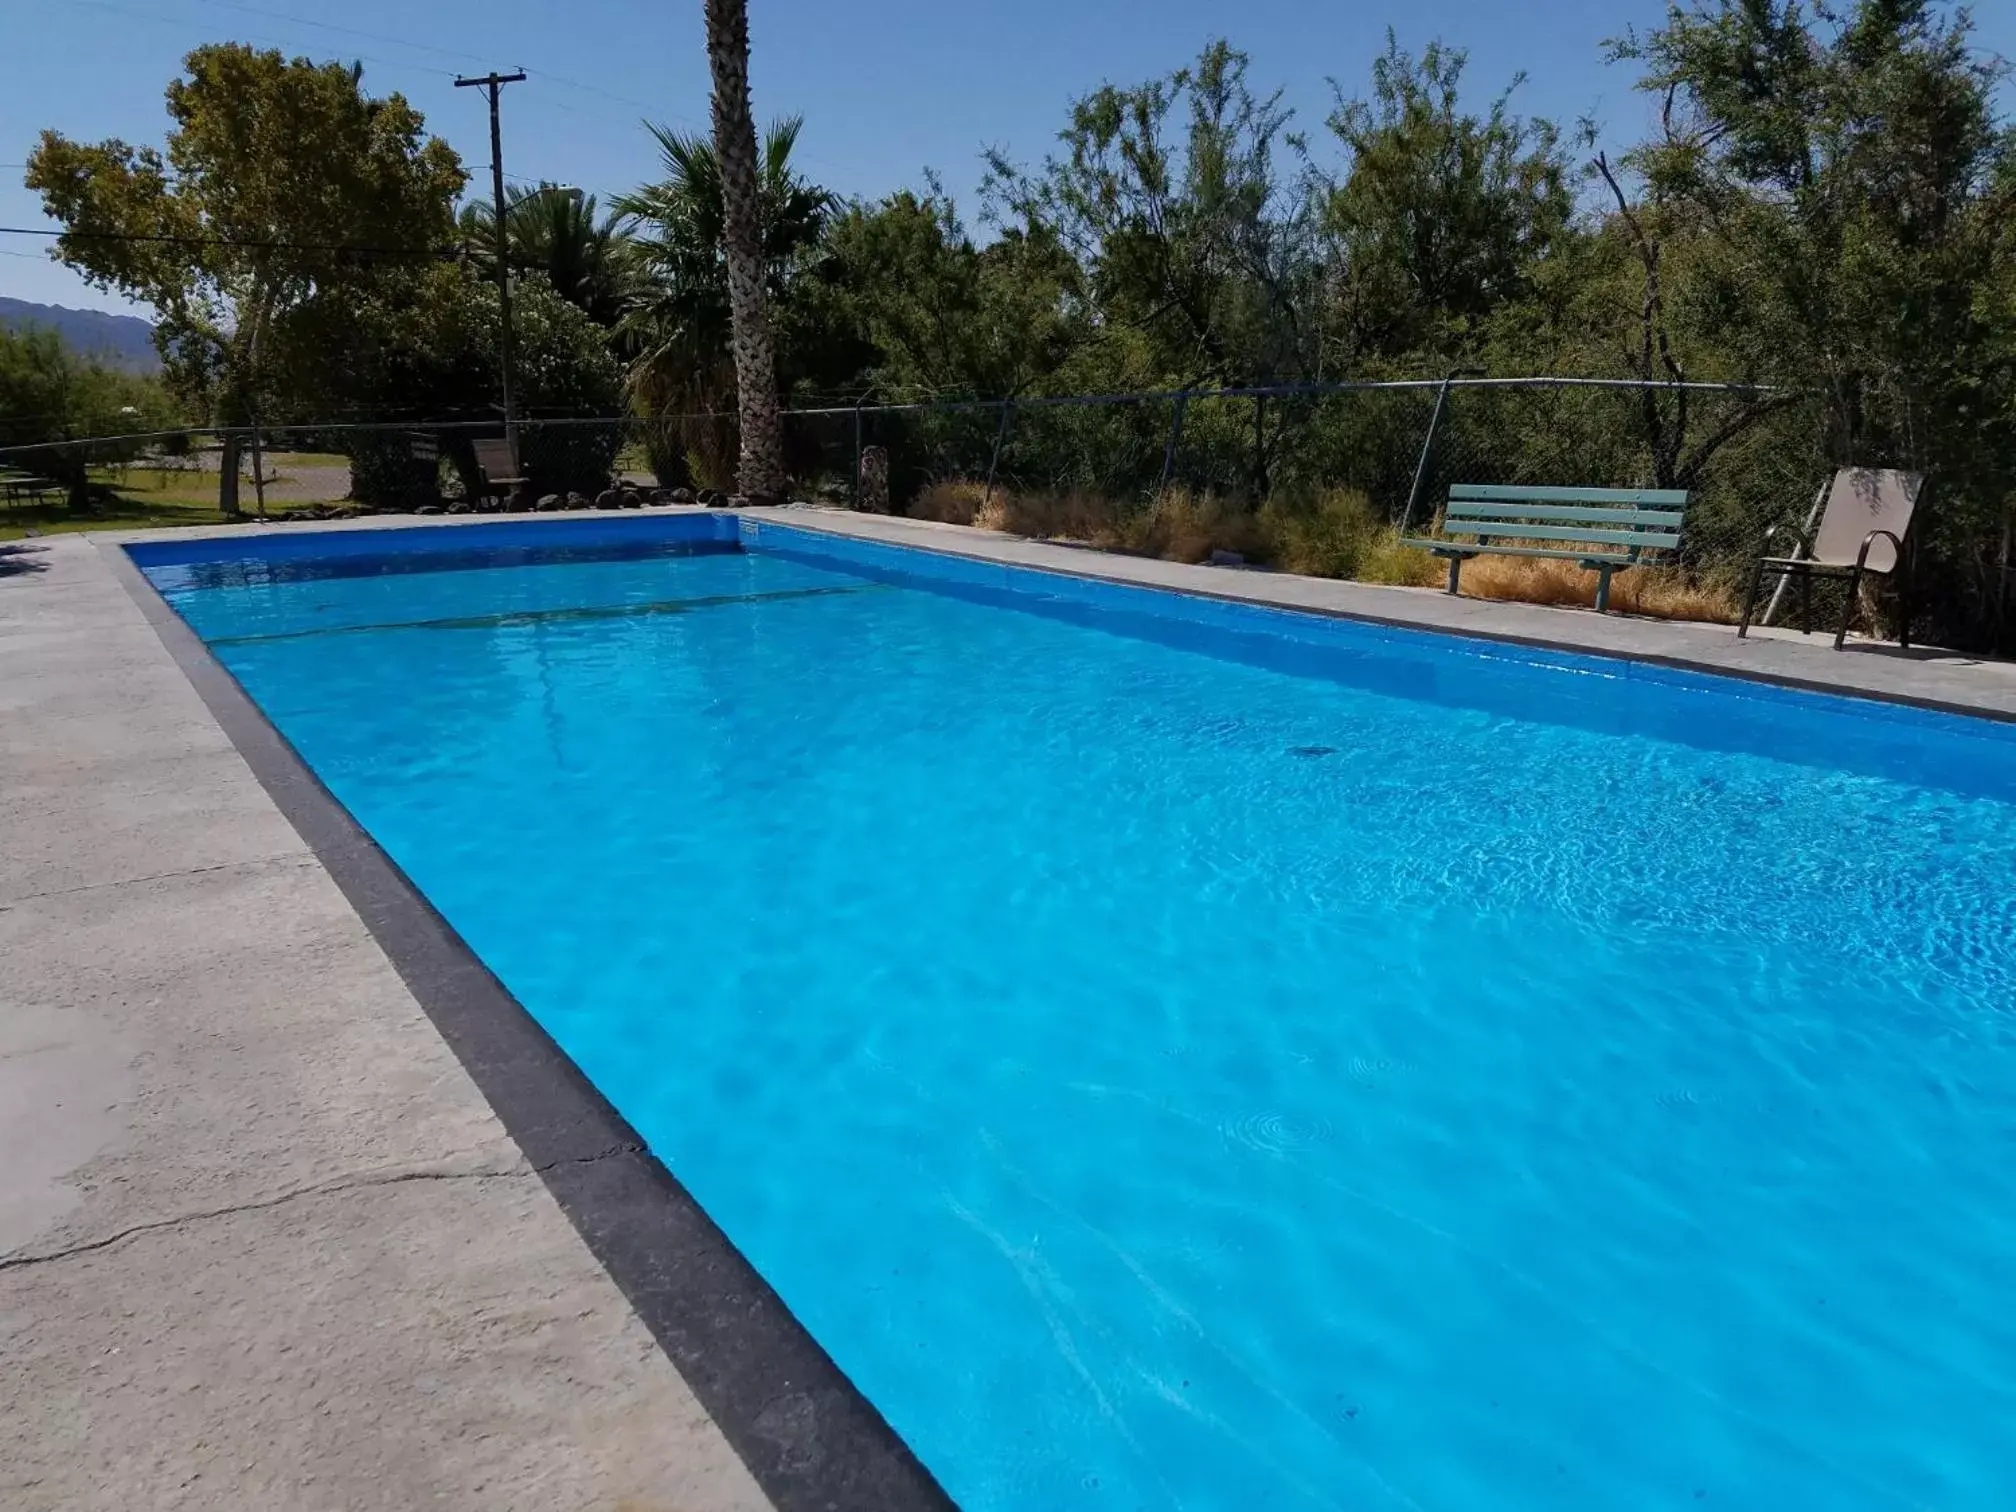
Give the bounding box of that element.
[0,297,158,372]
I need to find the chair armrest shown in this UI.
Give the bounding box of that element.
[1853,528,1906,574]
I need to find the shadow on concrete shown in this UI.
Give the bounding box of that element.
[0,542,51,579]
[1836,639,2008,668]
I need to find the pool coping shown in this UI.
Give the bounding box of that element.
[96,539,956,1512]
[99,504,2016,725]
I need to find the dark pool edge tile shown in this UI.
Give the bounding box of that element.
[98,539,959,1512]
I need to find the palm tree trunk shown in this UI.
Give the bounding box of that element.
[703,0,786,501]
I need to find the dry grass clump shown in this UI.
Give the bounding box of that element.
[1119,489,1270,562]
[908,478,990,525]
[1257,488,1443,586]
[986,488,1148,548]
[1456,556,1739,621]
[902,477,1736,624]
[911,479,1269,561]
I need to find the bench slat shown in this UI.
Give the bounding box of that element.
[1449,483,1690,506]
[1435,522,1681,549]
[1400,540,1640,564]
[1445,501,1683,527]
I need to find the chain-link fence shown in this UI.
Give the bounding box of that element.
[8,376,2011,648]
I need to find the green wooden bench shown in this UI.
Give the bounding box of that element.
[1401,483,1690,612]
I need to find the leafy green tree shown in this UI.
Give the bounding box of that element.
[616,117,833,412]
[26,44,465,427]
[615,117,835,486]
[0,324,180,505]
[1611,0,2016,636]
[821,188,1083,399]
[984,41,1320,390]
[459,184,636,329]
[1320,33,1572,365]
[314,265,624,503]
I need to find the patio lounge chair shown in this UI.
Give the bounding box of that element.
[1737,468,1925,650]
[471,437,527,505]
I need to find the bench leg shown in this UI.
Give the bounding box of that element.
[1445,555,1462,596]
[1594,563,1614,614]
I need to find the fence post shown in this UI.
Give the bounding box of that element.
[1397,370,1469,533]
[981,399,1016,509]
[851,393,868,510]
[1252,392,1268,499]
[249,419,269,519]
[1156,391,1191,499]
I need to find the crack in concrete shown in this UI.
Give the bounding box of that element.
[0,1161,530,1272]
[0,850,316,911]
[0,1139,652,1272]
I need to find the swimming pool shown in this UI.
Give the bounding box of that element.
[135,514,2016,1510]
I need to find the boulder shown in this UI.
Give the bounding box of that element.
[415,504,445,516]
[565,491,592,509]
[1208,548,1246,567]
[669,487,697,504]
[618,489,644,509]
[594,489,623,510]
[535,493,563,512]
[647,489,675,506]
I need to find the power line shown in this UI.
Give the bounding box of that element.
[179,0,691,129]
[184,0,501,70]
[61,0,467,80]
[0,224,459,258]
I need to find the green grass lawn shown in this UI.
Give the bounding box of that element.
[0,467,317,540]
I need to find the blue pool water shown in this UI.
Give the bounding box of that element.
[142,519,2016,1510]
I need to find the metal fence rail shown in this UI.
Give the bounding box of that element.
[7,374,2009,648]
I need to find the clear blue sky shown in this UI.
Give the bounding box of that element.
[5,0,2012,315]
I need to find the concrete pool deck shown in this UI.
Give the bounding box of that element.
[1,532,779,1511]
[5,507,2014,1510]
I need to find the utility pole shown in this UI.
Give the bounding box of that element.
[456,70,527,469]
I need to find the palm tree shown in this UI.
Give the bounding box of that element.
[701,0,785,501]
[459,184,635,329]
[614,118,830,485]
